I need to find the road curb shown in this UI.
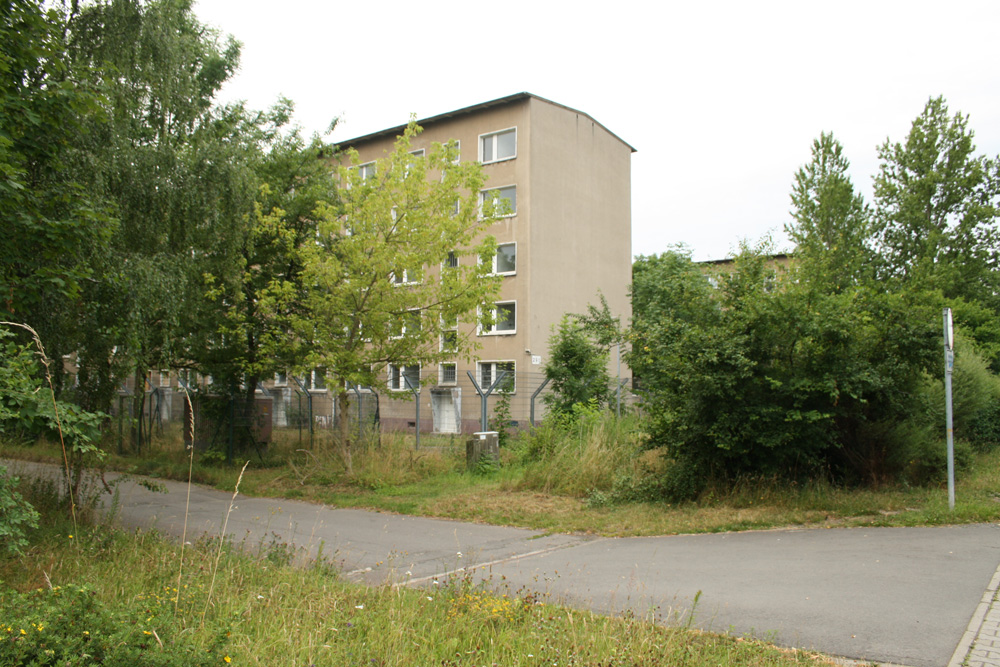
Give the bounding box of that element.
[949,557,1000,667]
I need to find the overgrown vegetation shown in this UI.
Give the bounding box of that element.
[626,97,999,497]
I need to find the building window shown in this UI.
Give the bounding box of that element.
[390,309,422,339]
[479,128,516,164]
[358,162,376,180]
[446,250,459,269]
[479,361,515,393]
[391,268,420,285]
[493,243,516,275]
[405,149,424,176]
[177,369,194,388]
[481,301,516,335]
[439,363,457,385]
[388,364,420,391]
[441,329,458,353]
[481,186,516,218]
[310,369,327,391]
[158,370,170,387]
[274,371,287,387]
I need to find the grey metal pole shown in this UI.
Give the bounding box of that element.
[403,374,420,450]
[467,370,508,431]
[943,308,955,510]
[529,377,550,427]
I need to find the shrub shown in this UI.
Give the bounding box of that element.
[0,329,105,454]
[915,336,1000,438]
[628,249,938,486]
[543,316,612,417]
[0,465,39,556]
[0,584,229,666]
[970,401,1000,451]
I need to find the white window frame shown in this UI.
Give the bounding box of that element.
[358,162,376,181]
[481,185,516,218]
[405,149,425,176]
[310,369,327,392]
[439,362,458,385]
[440,328,458,353]
[274,371,288,387]
[158,370,171,387]
[480,301,516,336]
[390,308,422,340]
[479,128,516,164]
[388,363,421,391]
[391,268,420,286]
[177,369,194,388]
[478,360,516,393]
[492,242,516,275]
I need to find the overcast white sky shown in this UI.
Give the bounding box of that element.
[193,0,1000,261]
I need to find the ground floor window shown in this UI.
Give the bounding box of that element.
[478,361,515,393]
[439,362,457,385]
[388,364,420,391]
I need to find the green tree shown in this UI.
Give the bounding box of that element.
[0,0,115,387]
[543,315,612,417]
[66,0,249,432]
[873,96,1000,304]
[787,132,874,292]
[187,103,338,450]
[873,97,1000,367]
[297,122,501,473]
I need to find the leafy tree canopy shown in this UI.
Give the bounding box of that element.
[297,122,502,471]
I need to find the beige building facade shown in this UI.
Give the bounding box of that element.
[331,93,634,434]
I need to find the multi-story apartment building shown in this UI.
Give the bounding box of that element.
[332,93,634,434]
[114,93,634,440]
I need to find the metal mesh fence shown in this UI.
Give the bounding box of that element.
[103,367,637,457]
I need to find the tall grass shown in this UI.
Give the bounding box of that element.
[1,478,836,667]
[516,412,646,496]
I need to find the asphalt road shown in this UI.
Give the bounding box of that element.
[9,460,1000,667]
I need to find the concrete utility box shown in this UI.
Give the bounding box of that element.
[466,431,499,470]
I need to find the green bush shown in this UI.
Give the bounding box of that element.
[629,249,938,485]
[916,336,1000,437]
[0,466,39,556]
[0,584,229,666]
[543,316,612,417]
[970,401,1000,451]
[0,329,106,456]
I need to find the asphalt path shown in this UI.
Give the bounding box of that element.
[8,460,1000,667]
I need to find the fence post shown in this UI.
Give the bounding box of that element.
[467,370,510,432]
[403,374,420,449]
[292,375,313,449]
[529,377,550,427]
[348,382,368,444]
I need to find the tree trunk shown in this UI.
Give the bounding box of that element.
[337,390,353,475]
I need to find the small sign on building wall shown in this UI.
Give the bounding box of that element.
[531,355,541,366]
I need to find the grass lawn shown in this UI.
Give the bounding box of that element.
[0,482,839,667]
